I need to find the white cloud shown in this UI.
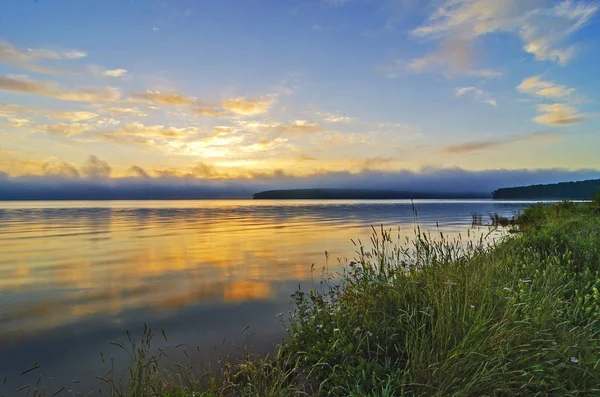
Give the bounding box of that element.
[8,117,30,127]
[0,104,98,122]
[103,107,148,117]
[107,122,203,138]
[134,91,197,107]
[517,75,575,99]
[534,103,587,125]
[81,155,111,179]
[42,161,80,178]
[317,112,355,123]
[35,122,94,137]
[455,86,497,107]
[382,38,501,79]
[221,97,274,116]
[516,75,587,125]
[408,0,599,75]
[52,111,98,121]
[517,75,589,125]
[102,68,127,77]
[0,40,87,62]
[0,75,121,103]
[0,40,87,74]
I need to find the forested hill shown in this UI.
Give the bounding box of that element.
[493,179,600,200]
[252,189,489,200]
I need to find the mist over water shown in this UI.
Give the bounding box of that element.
[2,167,599,200]
[0,199,535,390]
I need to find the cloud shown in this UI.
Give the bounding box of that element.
[128,165,150,178]
[455,86,497,107]
[105,122,202,139]
[517,75,575,99]
[102,68,128,78]
[1,160,599,200]
[0,39,130,79]
[193,107,227,117]
[103,107,148,117]
[0,42,86,61]
[35,122,93,136]
[213,126,236,136]
[0,75,121,103]
[516,76,588,125]
[317,112,355,123]
[191,162,220,178]
[409,0,599,75]
[234,119,323,135]
[52,111,98,121]
[439,132,558,154]
[534,103,587,126]
[133,90,275,119]
[81,155,111,179]
[7,117,30,127]
[221,97,273,116]
[134,91,198,107]
[0,103,100,122]
[42,161,80,178]
[408,37,501,78]
[0,40,86,74]
[380,43,501,79]
[268,120,323,134]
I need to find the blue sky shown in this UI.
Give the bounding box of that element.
[0,0,599,184]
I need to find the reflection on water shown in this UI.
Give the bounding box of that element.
[0,199,533,385]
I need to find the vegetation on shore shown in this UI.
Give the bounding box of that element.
[492,178,600,200]
[7,196,600,396]
[252,189,489,200]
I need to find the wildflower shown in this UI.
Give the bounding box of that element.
[521,279,533,283]
[334,328,340,332]
[503,287,511,291]
[317,324,323,329]
[570,357,579,364]
[367,331,373,337]
[470,305,475,309]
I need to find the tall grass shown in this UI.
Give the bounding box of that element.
[5,201,600,396]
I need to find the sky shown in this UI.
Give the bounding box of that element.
[1,0,599,196]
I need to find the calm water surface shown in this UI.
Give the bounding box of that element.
[0,199,537,390]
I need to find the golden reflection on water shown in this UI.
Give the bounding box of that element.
[0,199,523,342]
[0,202,374,339]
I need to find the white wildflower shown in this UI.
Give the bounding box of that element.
[521,279,533,283]
[503,287,511,291]
[570,357,579,363]
[333,328,340,332]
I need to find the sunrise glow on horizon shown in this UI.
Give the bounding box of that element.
[1,0,600,185]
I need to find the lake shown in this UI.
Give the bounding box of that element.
[0,199,537,392]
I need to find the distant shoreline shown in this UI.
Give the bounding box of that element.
[253,189,491,200]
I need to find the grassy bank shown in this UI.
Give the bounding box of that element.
[9,200,600,396]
